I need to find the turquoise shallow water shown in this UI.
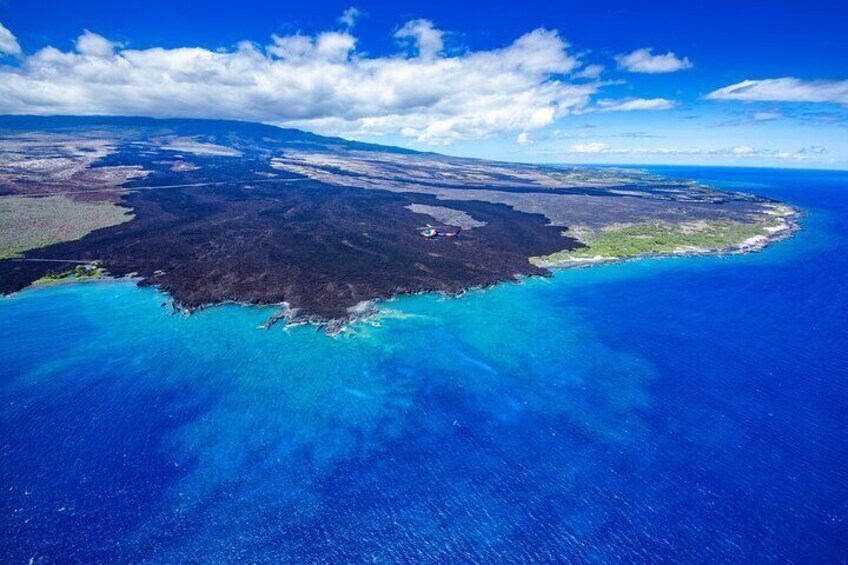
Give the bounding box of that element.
[1,167,847,562]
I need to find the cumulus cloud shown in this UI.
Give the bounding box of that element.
[706,78,848,105]
[75,30,121,57]
[0,21,673,144]
[516,132,532,145]
[394,19,444,60]
[595,97,676,112]
[616,48,693,73]
[0,21,612,144]
[0,22,21,56]
[338,7,361,29]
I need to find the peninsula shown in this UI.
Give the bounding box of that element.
[0,116,797,322]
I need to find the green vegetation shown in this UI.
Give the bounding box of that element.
[33,264,104,286]
[531,219,774,266]
[0,194,133,259]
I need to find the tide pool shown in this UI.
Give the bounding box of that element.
[2,167,847,562]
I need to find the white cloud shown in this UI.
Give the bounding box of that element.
[732,145,754,154]
[706,78,848,105]
[569,141,609,153]
[338,7,361,30]
[573,64,603,79]
[516,132,531,145]
[558,141,829,161]
[595,98,676,112]
[616,48,693,73]
[75,30,121,57]
[265,31,356,62]
[267,33,314,60]
[0,22,21,56]
[314,31,357,61]
[394,19,444,60]
[752,111,783,121]
[0,22,601,144]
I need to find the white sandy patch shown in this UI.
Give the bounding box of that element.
[534,254,615,268]
[162,139,242,157]
[405,204,487,230]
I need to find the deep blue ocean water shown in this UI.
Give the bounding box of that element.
[1,167,847,563]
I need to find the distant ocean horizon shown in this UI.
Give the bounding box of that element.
[2,166,846,562]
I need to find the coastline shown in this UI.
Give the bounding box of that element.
[233,202,804,334]
[1,200,802,335]
[2,207,800,336]
[531,204,801,272]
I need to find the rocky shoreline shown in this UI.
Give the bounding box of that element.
[533,204,800,271]
[0,118,804,331]
[3,205,801,336]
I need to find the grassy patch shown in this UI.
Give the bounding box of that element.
[33,264,105,286]
[0,194,133,259]
[531,219,774,266]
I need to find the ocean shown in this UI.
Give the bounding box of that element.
[2,166,846,563]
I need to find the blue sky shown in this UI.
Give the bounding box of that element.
[1,0,846,168]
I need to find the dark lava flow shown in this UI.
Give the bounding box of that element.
[1,116,774,323]
[0,180,578,320]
